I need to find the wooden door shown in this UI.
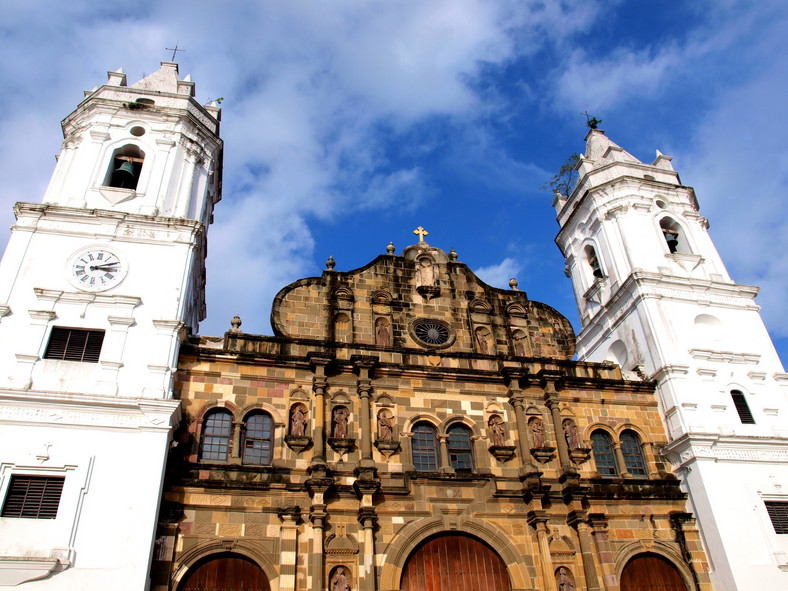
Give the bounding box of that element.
[401,534,511,591]
[178,552,270,591]
[620,553,688,591]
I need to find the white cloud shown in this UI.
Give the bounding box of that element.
[474,257,522,289]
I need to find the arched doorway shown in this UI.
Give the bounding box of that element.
[620,553,688,591]
[178,552,270,591]
[400,533,511,591]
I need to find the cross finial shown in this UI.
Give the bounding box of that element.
[165,42,186,62]
[413,226,429,243]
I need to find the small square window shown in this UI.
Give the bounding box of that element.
[44,327,105,363]
[2,475,65,519]
[765,501,788,534]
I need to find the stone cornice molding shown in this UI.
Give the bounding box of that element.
[689,349,761,365]
[34,288,142,309]
[663,432,788,469]
[0,389,180,431]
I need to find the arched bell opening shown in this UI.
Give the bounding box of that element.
[104,144,145,190]
[177,551,270,591]
[620,552,688,591]
[659,217,691,254]
[400,533,512,591]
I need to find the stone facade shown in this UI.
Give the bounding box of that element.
[153,241,712,591]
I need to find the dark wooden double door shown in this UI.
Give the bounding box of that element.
[178,552,270,591]
[401,534,511,591]
[620,553,688,591]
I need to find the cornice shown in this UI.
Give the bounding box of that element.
[663,432,788,469]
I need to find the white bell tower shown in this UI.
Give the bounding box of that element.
[0,63,222,588]
[554,128,788,590]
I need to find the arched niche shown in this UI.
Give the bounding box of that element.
[605,339,629,370]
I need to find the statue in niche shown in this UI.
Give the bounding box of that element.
[530,418,545,448]
[376,318,390,347]
[475,327,490,355]
[331,567,350,591]
[378,411,394,441]
[333,407,349,439]
[489,416,505,447]
[512,330,526,357]
[417,257,435,287]
[557,567,574,591]
[563,419,581,449]
[290,406,306,437]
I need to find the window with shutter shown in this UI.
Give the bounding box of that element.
[765,502,788,534]
[731,390,755,424]
[44,327,105,363]
[1,475,65,519]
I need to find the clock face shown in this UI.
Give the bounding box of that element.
[67,247,127,292]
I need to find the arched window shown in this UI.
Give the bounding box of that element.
[412,422,439,472]
[731,390,755,424]
[620,430,647,476]
[200,409,233,461]
[659,217,690,254]
[447,424,473,472]
[242,412,274,465]
[584,244,603,278]
[104,145,144,190]
[591,430,618,477]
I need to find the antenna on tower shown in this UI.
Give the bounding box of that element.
[165,42,186,62]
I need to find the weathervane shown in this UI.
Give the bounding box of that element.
[582,110,602,130]
[165,42,186,62]
[413,226,429,243]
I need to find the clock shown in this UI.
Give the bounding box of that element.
[67,246,128,292]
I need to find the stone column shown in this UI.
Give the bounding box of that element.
[543,374,576,476]
[278,508,301,591]
[437,434,454,474]
[613,441,631,478]
[309,506,327,591]
[310,356,331,469]
[528,511,558,591]
[358,507,378,591]
[355,359,376,469]
[506,375,539,476]
[229,420,243,463]
[568,511,601,591]
[588,514,616,589]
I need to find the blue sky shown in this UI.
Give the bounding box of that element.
[0,1,786,365]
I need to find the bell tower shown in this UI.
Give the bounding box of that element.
[554,128,788,590]
[0,63,222,588]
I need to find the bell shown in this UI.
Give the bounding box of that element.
[665,232,679,253]
[111,160,137,189]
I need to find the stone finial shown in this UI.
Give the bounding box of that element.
[326,256,336,270]
[386,241,395,255]
[230,314,242,333]
[509,278,519,291]
[449,248,458,262]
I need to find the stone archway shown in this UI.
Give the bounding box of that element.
[620,553,688,591]
[401,533,511,591]
[177,552,271,591]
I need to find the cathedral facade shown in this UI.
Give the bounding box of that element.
[151,238,711,591]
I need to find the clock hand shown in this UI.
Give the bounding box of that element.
[90,263,120,271]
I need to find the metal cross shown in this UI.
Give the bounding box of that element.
[165,42,186,62]
[413,226,429,242]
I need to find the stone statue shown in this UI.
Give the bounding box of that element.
[333,407,349,439]
[376,319,390,347]
[332,567,350,591]
[417,257,435,287]
[557,567,574,591]
[489,416,505,447]
[563,419,580,449]
[475,328,489,355]
[513,331,526,357]
[378,412,394,441]
[290,406,306,437]
[530,418,544,448]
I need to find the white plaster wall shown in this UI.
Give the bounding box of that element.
[0,405,175,589]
